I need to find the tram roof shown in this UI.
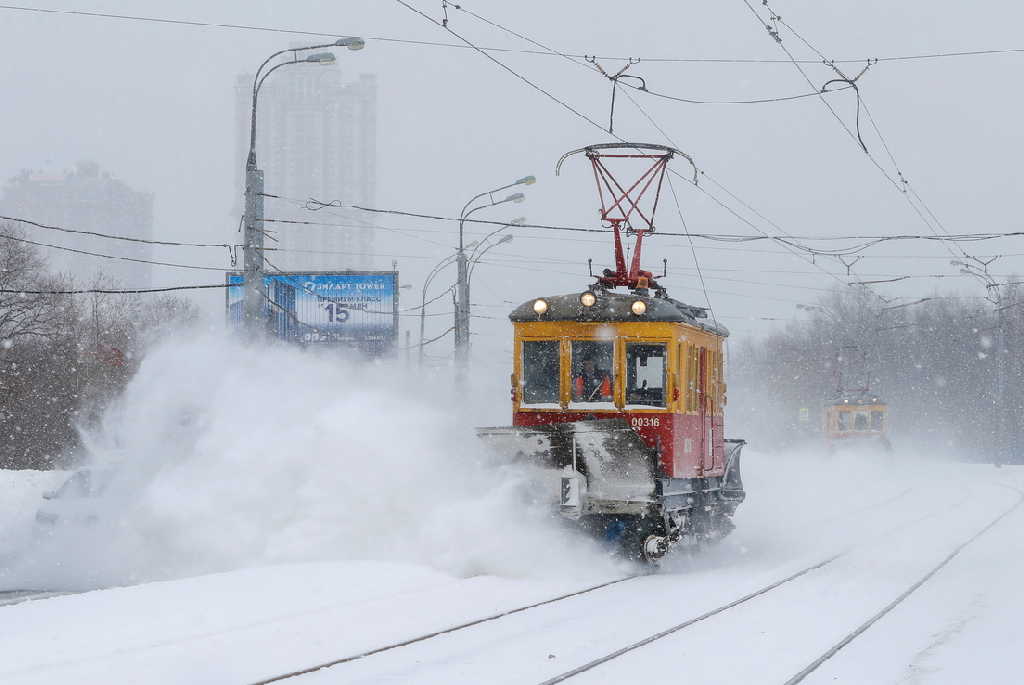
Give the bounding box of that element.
[509,290,729,336]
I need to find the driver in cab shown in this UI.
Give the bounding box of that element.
[574,354,612,402]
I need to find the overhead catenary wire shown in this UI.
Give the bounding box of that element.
[0,215,235,251]
[6,2,1007,321]
[393,0,609,131]
[0,283,232,295]
[399,0,859,290]
[447,1,854,107]
[256,217,1024,263]
[1,3,1019,66]
[315,206,1023,254]
[664,173,717,324]
[739,0,904,190]
[740,0,972,265]
[0,230,229,271]
[397,0,1023,309]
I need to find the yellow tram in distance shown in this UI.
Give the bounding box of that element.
[478,143,745,563]
[824,392,891,453]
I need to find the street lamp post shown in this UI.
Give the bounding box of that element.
[467,217,523,283]
[242,38,364,334]
[454,177,533,375]
[795,303,839,323]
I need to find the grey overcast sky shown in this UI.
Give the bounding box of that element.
[1,0,1022,357]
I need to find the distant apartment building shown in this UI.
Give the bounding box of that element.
[235,62,377,271]
[1,161,154,287]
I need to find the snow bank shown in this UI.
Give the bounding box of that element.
[0,470,67,564]
[2,332,620,590]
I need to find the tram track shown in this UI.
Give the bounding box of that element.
[538,485,1020,684]
[239,483,950,679]
[536,488,977,683]
[247,484,934,684]
[539,552,843,684]
[249,573,646,685]
[781,485,1024,685]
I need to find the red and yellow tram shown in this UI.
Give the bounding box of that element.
[479,144,745,562]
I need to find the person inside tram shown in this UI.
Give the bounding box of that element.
[574,354,612,402]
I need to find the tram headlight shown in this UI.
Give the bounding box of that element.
[533,298,549,315]
[579,291,597,307]
[631,300,647,316]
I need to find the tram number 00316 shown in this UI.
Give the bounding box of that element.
[630,416,661,428]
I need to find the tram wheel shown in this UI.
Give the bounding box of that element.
[619,516,666,564]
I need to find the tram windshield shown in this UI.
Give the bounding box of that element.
[522,340,560,405]
[626,343,666,407]
[570,340,614,405]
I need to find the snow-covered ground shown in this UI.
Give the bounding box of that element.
[1,456,1020,684]
[0,469,67,566]
[1,336,1021,684]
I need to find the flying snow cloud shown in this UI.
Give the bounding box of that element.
[4,331,619,590]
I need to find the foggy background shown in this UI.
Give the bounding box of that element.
[1,0,1021,447]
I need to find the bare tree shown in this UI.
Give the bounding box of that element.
[0,225,200,469]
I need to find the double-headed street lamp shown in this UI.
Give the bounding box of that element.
[241,37,364,332]
[418,215,524,368]
[454,177,533,372]
[795,303,840,323]
[468,217,524,283]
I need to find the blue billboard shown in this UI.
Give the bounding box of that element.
[227,271,398,354]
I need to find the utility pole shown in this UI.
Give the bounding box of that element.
[242,159,266,331]
[454,246,470,370]
[241,38,364,335]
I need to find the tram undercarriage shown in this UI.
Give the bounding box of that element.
[478,419,746,562]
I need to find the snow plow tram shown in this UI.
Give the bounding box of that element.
[478,144,746,562]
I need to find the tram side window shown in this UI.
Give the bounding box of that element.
[626,343,666,407]
[570,340,615,403]
[522,340,560,405]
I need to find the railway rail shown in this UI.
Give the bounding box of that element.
[541,486,1022,684]
[246,485,930,684]
[249,574,645,685]
[781,485,1024,685]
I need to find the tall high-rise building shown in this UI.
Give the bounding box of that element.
[1,161,154,287]
[235,62,377,271]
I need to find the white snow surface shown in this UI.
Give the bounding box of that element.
[0,469,67,565]
[0,335,1022,684]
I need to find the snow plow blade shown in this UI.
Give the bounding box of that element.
[476,419,658,511]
